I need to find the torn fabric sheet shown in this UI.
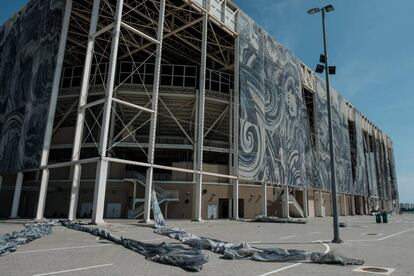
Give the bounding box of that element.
[61,220,209,272]
[0,223,53,256]
[0,219,208,272]
[252,215,307,224]
[151,190,364,266]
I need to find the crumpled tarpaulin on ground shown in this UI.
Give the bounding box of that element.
[151,191,364,266]
[0,223,53,256]
[60,220,209,272]
[0,219,208,272]
[252,215,307,224]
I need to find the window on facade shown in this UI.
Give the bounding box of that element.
[302,87,317,150]
[348,120,357,181]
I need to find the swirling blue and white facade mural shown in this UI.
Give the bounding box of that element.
[238,12,396,197]
[0,0,65,173]
[239,12,318,189]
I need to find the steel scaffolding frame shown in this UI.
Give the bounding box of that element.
[34,0,240,224]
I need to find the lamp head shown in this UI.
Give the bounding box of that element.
[324,5,335,13]
[307,7,320,14]
[315,64,325,73]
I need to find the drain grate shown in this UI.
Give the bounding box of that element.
[353,266,395,275]
[363,268,388,273]
[361,233,384,236]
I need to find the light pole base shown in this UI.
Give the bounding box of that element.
[332,238,343,244]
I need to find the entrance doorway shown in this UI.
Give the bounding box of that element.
[219,199,229,218]
[238,198,244,218]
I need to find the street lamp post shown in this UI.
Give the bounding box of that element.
[307,4,342,243]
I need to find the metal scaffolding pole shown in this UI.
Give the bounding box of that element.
[92,0,124,224]
[262,182,267,217]
[35,0,73,220]
[193,12,208,221]
[302,188,308,217]
[68,0,101,221]
[143,0,167,223]
[232,11,240,220]
[11,172,24,218]
[283,185,289,218]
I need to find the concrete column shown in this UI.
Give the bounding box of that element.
[233,179,239,219]
[315,190,324,217]
[11,172,24,218]
[0,176,2,192]
[164,202,168,219]
[302,189,308,217]
[364,197,369,215]
[321,191,326,217]
[283,185,289,218]
[68,164,81,220]
[36,169,49,220]
[262,182,267,217]
[359,196,364,214]
[351,195,356,215]
[339,195,344,216]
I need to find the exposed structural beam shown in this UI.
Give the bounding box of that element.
[118,15,204,60]
[105,157,237,180]
[112,101,151,142]
[11,172,24,218]
[193,13,208,222]
[121,22,160,45]
[91,23,114,39]
[67,0,102,222]
[112,97,155,113]
[174,34,227,67]
[36,0,73,220]
[203,105,229,138]
[52,99,79,135]
[143,0,167,223]
[92,0,125,225]
[159,97,194,145]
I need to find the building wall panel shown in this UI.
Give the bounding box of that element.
[0,0,65,173]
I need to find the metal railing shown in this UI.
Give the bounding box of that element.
[60,62,233,94]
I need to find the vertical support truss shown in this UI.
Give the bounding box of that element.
[92,0,125,224]
[232,11,240,220]
[36,0,73,220]
[68,0,102,221]
[193,12,208,222]
[143,0,167,223]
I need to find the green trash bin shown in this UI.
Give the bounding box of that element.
[375,213,382,223]
[382,212,388,223]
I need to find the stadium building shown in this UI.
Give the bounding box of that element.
[0,0,399,223]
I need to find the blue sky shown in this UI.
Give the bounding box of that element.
[1,1,413,202]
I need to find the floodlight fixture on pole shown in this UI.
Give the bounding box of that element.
[307,4,342,244]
